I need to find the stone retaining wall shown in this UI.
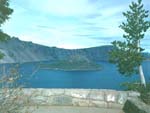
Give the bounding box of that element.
[23,89,140,109]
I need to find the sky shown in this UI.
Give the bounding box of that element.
[1,0,150,51]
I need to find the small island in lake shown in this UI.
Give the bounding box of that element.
[40,55,101,71]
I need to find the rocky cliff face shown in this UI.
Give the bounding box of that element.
[0,38,53,63]
[0,37,113,63]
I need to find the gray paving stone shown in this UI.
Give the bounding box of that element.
[23,106,124,113]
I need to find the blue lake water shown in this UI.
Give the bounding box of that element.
[0,61,150,90]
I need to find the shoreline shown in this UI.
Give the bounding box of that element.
[39,67,101,71]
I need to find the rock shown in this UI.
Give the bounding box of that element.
[117,92,128,104]
[21,89,141,108]
[52,95,72,106]
[128,91,140,97]
[72,98,89,107]
[89,100,107,108]
[123,97,150,113]
[65,89,89,99]
[105,90,118,103]
[107,102,123,109]
[89,90,105,101]
[49,89,65,96]
[31,96,49,105]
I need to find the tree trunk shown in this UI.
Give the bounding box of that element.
[139,65,146,87]
[137,40,146,87]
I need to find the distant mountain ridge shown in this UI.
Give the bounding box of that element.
[0,37,149,63]
[0,37,113,63]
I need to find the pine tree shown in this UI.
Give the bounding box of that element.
[0,0,13,26]
[0,0,13,58]
[109,0,150,86]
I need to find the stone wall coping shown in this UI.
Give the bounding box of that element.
[22,88,140,109]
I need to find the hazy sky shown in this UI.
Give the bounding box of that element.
[2,0,150,51]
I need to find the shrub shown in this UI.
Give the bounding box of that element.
[122,81,150,104]
[0,64,36,113]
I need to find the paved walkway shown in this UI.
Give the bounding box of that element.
[26,106,124,113]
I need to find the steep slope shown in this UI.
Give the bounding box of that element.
[0,37,112,63]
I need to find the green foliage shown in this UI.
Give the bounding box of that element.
[0,52,4,59]
[0,30,10,41]
[109,41,144,76]
[0,31,10,58]
[0,0,12,58]
[0,0,13,26]
[122,81,150,104]
[122,81,148,91]
[109,0,150,76]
